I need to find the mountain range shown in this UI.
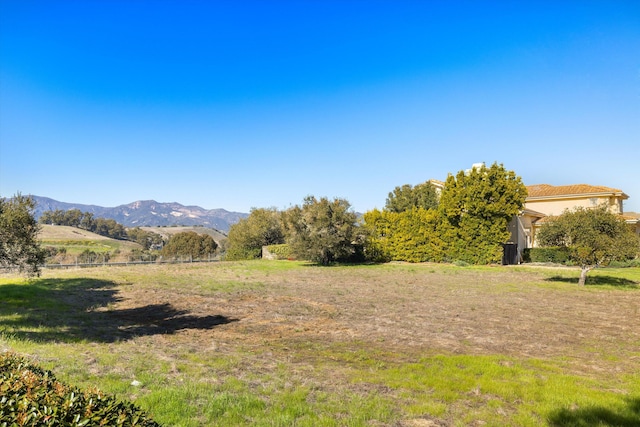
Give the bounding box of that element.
[31,196,248,233]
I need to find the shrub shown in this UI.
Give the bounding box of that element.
[0,352,160,426]
[263,244,292,260]
[607,258,640,268]
[524,247,570,264]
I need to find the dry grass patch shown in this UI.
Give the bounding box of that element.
[1,261,639,426]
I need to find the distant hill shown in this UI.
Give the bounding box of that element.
[140,226,228,242]
[31,196,247,232]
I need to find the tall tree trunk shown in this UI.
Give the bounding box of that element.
[578,266,590,286]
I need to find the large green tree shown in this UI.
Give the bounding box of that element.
[385,181,439,213]
[283,196,359,265]
[225,208,285,260]
[536,206,639,285]
[161,231,218,260]
[438,163,527,264]
[0,194,46,276]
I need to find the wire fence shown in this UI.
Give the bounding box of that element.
[39,254,220,270]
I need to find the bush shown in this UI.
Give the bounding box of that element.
[0,352,160,426]
[262,244,292,260]
[524,247,570,264]
[607,258,640,268]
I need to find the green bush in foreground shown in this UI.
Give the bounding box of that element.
[0,352,160,427]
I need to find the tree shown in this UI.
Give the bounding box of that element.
[438,162,527,264]
[225,208,285,260]
[536,206,639,285]
[126,227,164,250]
[79,212,95,231]
[385,181,438,213]
[63,209,83,227]
[93,218,127,240]
[161,231,218,260]
[283,196,359,265]
[0,194,46,276]
[39,209,66,225]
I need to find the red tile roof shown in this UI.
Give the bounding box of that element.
[526,184,627,198]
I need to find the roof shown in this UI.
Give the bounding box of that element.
[521,208,547,218]
[621,213,640,223]
[526,184,628,200]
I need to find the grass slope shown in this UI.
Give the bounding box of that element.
[39,224,142,255]
[1,262,639,426]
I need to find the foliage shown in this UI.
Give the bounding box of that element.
[536,206,640,285]
[385,181,438,213]
[437,162,527,264]
[77,249,111,264]
[362,208,445,263]
[225,208,285,260]
[263,244,292,260]
[523,247,570,264]
[39,209,150,242]
[0,194,46,276]
[0,352,160,426]
[283,196,359,265]
[93,218,127,240]
[361,209,393,263]
[608,258,640,268]
[161,231,217,260]
[363,163,526,265]
[126,228,164,250]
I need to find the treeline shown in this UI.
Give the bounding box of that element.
[225,162,527,265]
[39,209,163,249]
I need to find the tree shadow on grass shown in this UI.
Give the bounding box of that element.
[545,275,638,288]
[0,278,237,343]
[548,397,640,426]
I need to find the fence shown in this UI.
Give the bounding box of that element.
[38,255,220,270]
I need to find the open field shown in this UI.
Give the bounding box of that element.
[1,261,639,426]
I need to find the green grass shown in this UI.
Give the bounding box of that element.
[353,353,640,426]
[1,262,639,426]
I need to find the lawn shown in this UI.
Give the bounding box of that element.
[1,261,639,426]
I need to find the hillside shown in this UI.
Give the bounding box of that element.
[39,224,114,241]
[31,196,247,232]
[140,226,227,242]
[39,225,143,254]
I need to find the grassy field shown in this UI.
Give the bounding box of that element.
[1,261,639,426]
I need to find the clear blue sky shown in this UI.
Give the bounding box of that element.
[1,1,639,213]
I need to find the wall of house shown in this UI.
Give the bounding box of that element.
[525,195,620,217]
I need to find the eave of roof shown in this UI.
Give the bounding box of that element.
[521,208,547,218]
[526,184,628,200]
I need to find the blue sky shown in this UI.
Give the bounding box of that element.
[1,1,639,213]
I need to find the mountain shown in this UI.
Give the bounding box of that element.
[31,196,248,233]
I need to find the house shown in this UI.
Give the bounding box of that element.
[524,183,639,244]
[503,183,639,263]
[429,165,637,263]
[525,184,628,216]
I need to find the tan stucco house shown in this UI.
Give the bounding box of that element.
[430,165,637,263]
[525,184,628,216]
[505,184,639,262]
